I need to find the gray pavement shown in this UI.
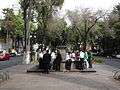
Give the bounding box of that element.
[0,64,120,90]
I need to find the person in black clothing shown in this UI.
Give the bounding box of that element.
[53,50,62,71]
[87,50,93,68]
[42,50,51,74]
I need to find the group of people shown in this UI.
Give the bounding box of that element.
[65,50,93,71]
[38,49,62,74]
[37,46,93,74]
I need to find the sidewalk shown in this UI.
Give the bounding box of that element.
[0,64,120,90]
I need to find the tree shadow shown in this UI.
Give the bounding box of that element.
[30,72,119,90]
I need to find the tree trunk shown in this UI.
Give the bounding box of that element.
[83,40,87,51]
[23,0,32,64]
[83,34,88,51]
[12,37,15,48]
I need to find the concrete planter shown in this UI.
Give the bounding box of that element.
[113,69,120,80]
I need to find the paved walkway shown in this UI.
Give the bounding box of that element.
[0,64,120,90]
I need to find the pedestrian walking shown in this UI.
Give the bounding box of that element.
[42,50,51,74]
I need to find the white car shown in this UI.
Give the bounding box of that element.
[116,55,120,58]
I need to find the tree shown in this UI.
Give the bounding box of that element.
[1,8,24,48]
[20,0,35,64]
[47,18,67,47]
[13,12,24,37]
[67,9,105,50]
[93,3,120,55]
[2,8,15,42]
[34,0,64,45]
[20,0,64,63]
[106,3,120,53]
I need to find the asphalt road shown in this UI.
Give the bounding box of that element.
[0,56,23,70]
[104,58,120,69]
[0,55,120,70]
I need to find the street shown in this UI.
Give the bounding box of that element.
[0,56,120,70]
[0,56,23,70]
[0,64,120,90]
[0,56,120,90]
[105,58,120,69]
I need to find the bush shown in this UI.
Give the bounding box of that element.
[93,57,104,64]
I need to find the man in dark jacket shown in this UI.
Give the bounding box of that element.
[43,50,51,74]
[53,50,62,71]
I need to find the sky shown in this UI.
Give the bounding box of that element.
[62,0,120,10]
[0,0,19,18]
[0,0,120,18]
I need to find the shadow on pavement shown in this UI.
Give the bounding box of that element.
[28,72,119,90]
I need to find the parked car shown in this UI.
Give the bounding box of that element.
[116,54,120,59]
[0,50,11,61]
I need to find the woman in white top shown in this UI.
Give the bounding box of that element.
[65,52,72,71]
[51,51,56,70]
[71,51,76,69]
[38,50,44,69]
[79,50,85,70]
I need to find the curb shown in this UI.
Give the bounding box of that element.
[0,70,9,83]
[27,65,96,73]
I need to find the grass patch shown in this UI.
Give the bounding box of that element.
[93,56,104,64]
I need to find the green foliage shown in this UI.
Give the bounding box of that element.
[51,0,64,6]
[13,13,24,36]
[1,8,24,38]
[33,0,64,45]
[109,3,120,39]
[66,9,104,50]
[47,18,67,47]
[93,56,104,64]
[2,8,14,21]
[113,3,120,17]
[1,8,15,38]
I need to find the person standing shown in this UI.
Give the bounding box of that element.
[51,50,56,70]
[53,50,62,71]
[42,50,51,74]
[71,51,76,69]
[75,50,80,69]
[79,50,85,70]
[65,52,72,71]
[87,50,93,68]
[84,51,89,69]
